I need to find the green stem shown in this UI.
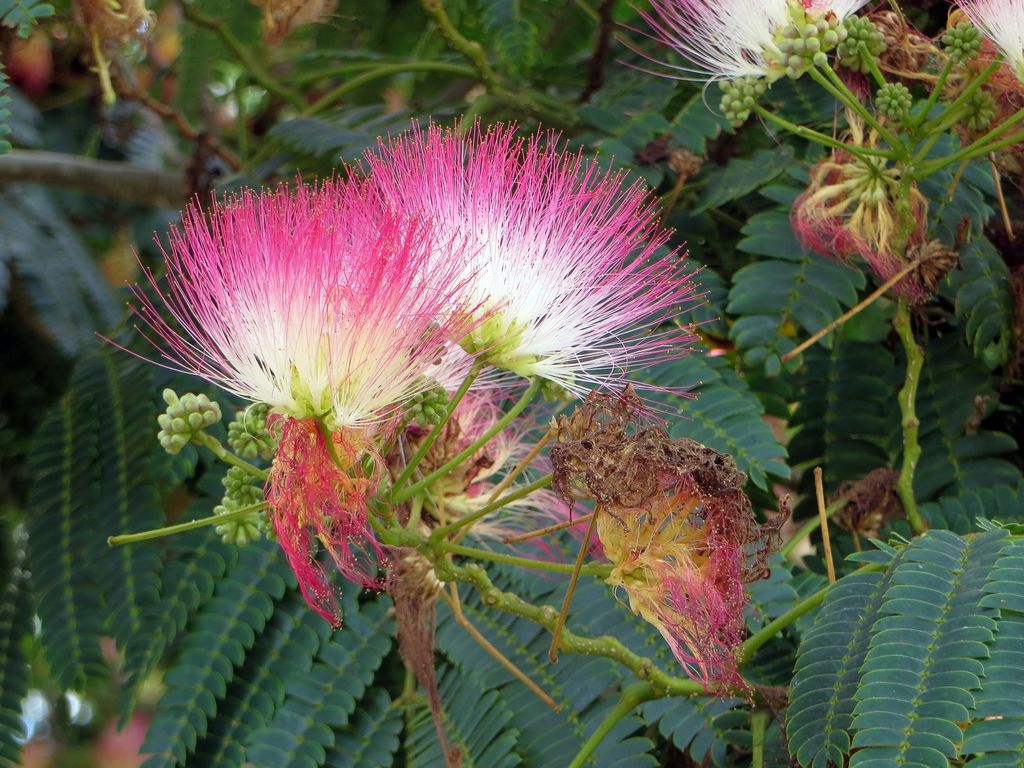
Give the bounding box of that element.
[568,683,656,768]
[393,360,484,495]
[436,557,707,697]
[811,65,904,154]
[181,5,305,109]
[919,59,1001,135]
[740,562,887,663]
[779,497,847,558]
[394,378,543,504]
[420,0,506,96]
[303,61,477,116]
[893,299,927,534]
[107,501,267,546]
[430,473,553,541]
[316,418,346,470]
[290,59,473,86]
[751,710,768,768]
[915,109,1024,177]
[751,104,895,158]
[866,56,888,90]
[192,432,268,480]
[439,541,611,577]
[912,56,956,129]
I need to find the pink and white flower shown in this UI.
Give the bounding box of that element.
[638,0,869,82]
[956,0,1024,81]
[131,179,475,428]
[362,122,697,398]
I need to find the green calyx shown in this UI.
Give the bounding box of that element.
[461,313,539,378]
[838,16,886,73]
[157,389,222,455]
[964,90,997,130]
[770,2,847,79]
[942,22,983,63]
[876,82,912,120]
[226,403,277,460]
[719,76,768,127]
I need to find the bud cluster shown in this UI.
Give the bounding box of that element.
[964,90,997,130]
[771,8,847,79]
[876,82,912,120]
[406,384,450,427]
[157,389,222,455]
[214,466,268,545]
[838,16,886,73]
[226,403,277,460]
[720,76,768,127]
[942,22,983,63]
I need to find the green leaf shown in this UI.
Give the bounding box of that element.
[921,484,1024,534]
[669,94,729,155]
[323,689,403,768]
[914,336,1021,500]
[642,352,790,489]
[0,0,54,37]
[479,0,539,76]
[694,150,792,213]
[26,365,108,691]
[243,595,393,768]
[789,340,898,487]
[728,208,865,373]
[788,568,895,768]
[948,237,1013,368]
[849,530,1006,768]
[0,547,32,768]
[194,592,330,767]
[88,353,163,656]
[0,186,119,352]
[406,666,521,768]
[141,541,291,768]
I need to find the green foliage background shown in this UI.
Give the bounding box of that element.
[1,0,1022,766]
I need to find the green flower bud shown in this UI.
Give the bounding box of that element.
[838,16,886,73]
[719,75,768,127]
[942,22,983,63]
[226,403,277,460]
[405,383,450,427]
[876,82,913,120]
[214,497,263,546]
[964,90,997,131]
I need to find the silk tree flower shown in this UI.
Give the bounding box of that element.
[638,0,870,82]
[362,122,697,398]
[130,180,481,624]
[956,0,1024,81]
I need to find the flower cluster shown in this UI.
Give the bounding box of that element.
[132,122,696,626]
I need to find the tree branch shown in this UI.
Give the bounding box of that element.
[0,150,187,207]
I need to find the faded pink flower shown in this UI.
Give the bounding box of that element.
[362,122,697,398]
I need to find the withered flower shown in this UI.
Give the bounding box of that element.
[550,388,784,689]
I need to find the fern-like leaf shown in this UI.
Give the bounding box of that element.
[949,237,1013,368]
[728,208,865,373]
[140,540,291,768]
[849,530,1006,768]
[0,0,54,37]
[88,352,163,653]
[0,551,32,768]
[788,340,898,488]
[788,568,895,768]
[243,595,393,768]
[194,591,329,766]
[406,666,521,768]
[323,688,403,768]
[920,484,1024,533]
[26,367,108,691]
